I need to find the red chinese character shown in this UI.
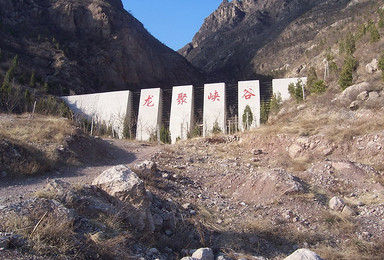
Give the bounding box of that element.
[177,92,187,105]
[143,95,154,107]
[208,90,220,102]
[242,88,256,100]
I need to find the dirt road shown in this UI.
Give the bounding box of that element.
[0,139,159,207]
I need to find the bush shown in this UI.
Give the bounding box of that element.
[311,80,327,94]
[338,55,357,90]
[288,79,304,102]
[160,125,171,144]
[260,101,270,124]
[306,67,318,91]
[345,32,356,55]
[242,105,253,130]
[367,20,380,43]
[270,93,282,114]
[378,52,384,81]
[211,121,222,135]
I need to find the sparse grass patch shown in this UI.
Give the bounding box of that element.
[0,211,78,258]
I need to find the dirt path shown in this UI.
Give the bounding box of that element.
[0,139,159,207]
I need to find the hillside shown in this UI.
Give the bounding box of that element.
[0,0,204,95]
[180,0,384,84]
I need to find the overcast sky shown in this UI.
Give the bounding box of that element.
[122,1,223,51]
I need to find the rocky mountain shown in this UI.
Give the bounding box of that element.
[0,0,205,95]
[179,0,380,82]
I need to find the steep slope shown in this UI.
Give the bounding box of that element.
[0,0,205,95]
[179,0,370,82]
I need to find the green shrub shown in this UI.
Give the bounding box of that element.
[367,20,380,43]
[345,32,356,55]
[338,55,357,90]
[270,93,282,114]
[160,125,171,144]
[311,80,327,94]
[242,105,253,130]
[211,121,222,135]
[288,79,304,102]
[260,101,270,124]
[307,67,318,91]
[378,52,384,81]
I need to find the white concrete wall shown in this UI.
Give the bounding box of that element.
[62,90,131,139]
[203,83,226,137]
[238,80,260,131]
[272,77,307,101]
[169,85,194,144]
[136,88,162,141]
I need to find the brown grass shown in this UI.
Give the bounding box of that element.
[0,113,75,175]
[0,114,74,144]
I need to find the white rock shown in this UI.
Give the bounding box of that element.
[284,248,323,260]
[131,160,157,178]
[329,196,345,211]
[92,165,154,232]
[192,248,214,260]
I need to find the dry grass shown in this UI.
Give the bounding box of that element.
[0,113,75,175]
[0,114,74,144]
[0,211,78,258]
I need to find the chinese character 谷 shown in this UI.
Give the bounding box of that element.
[242,88,256,100]
[208,90,220,102]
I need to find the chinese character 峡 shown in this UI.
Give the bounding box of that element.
[208,90,220,102]
[143,95,154,107]
[242,88,256,100]
[177,93,187,105]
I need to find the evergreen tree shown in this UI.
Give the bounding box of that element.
[345,32,356,55]
[242,105,253,130]
[29,71,36,88]
[307,67,318,92]
[339,55,357,90]
[368,20,380,43]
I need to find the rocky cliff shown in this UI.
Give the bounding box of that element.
[179,0,364,82]
[0,0,204,95]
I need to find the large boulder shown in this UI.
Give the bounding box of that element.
[92,165,154,232]
[284,248,323,260]
[333,82,371,106]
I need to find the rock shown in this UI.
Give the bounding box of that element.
[43,180,71,197]
[356,91,368,101]
[349,100,361,111]
[0,236,10,249]
[148,248,159,255]
[131,160,157,179]
[333,82,371,105]
[180,257,196,260]
[329,196,345,211]
[92,165,147,204]
[284,248,323,260]
[341,205,356,217]
[191,248,214,260]
[289,144,303,159]
[365,91,383,108]
[0,171,7,178]
[365,58,378,74]
[216,253,232,260]
[152,214,164,229]
[92,165,154,232]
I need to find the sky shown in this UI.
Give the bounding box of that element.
[122,1,223,51]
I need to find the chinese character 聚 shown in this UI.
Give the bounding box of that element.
[177,93,187,105]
